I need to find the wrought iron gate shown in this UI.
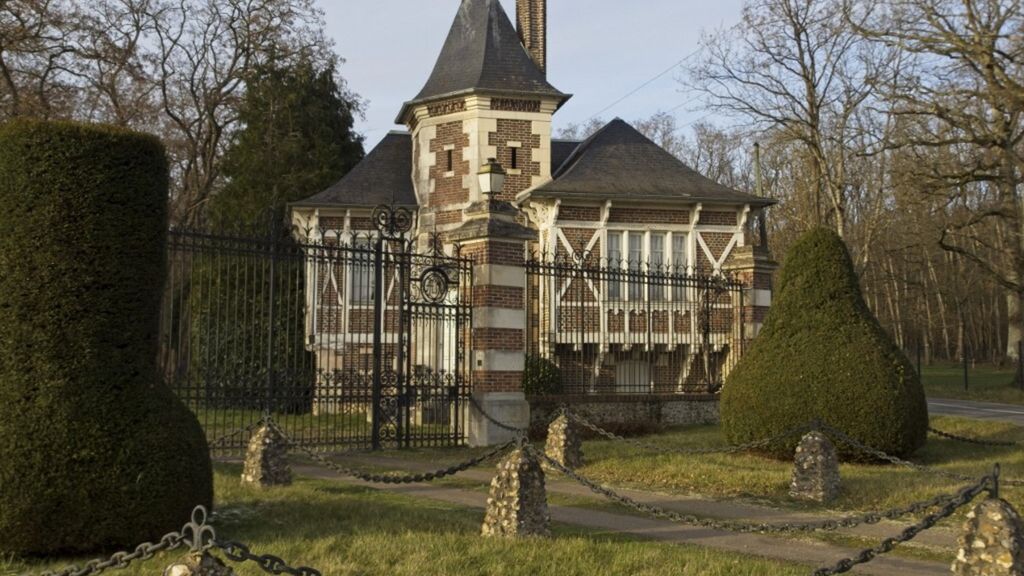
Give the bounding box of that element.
[159,206,473,452]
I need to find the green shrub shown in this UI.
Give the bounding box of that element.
[721,228,928,460]
[523,355,563,396]
[0,119,213,555]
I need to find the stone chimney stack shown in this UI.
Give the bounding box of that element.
[516,0,547,76]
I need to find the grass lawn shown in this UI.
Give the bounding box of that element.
[921,362,1023,404]
[4,464,809,576]
[577,415,1021,516]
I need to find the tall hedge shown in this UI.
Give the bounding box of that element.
[0,120,213,555]
[721,228,928,459]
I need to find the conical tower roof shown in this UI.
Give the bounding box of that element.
[397,0,568,123]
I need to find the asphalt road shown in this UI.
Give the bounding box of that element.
[929,397,1024,426]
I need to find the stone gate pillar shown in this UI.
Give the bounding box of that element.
[450,198,536,447]
[723,243,777,342]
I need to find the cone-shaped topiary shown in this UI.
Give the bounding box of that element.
[721,227,928,460]
[0,119,213,556]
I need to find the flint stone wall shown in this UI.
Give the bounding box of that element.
[241,423,292,488]
[953,498,1024,575]
[481,447,550,538]
[544,414,583,470]
[529,395,719,436]
[790,431,840,503]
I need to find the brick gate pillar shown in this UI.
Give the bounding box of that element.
[450,199,536,446]
[723,244,778,342]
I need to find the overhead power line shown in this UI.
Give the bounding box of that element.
[585,47,702,123]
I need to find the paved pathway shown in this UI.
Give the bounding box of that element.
[285,455,954,576]
[345,454,956,549]
[929,397,1024,426]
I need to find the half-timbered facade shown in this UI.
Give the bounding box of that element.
[290,0,777,441]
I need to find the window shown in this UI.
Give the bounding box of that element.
[607,232,622,300]
[629,232,643,300]
[510,147,519,170]
[650,233,665,301]
[616,360,650,393]
[350,237,375,304]
[446,149,454,172]
[672,234,688,301]
[605,231,688,302]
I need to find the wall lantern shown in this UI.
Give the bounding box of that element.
[477,157,506,198]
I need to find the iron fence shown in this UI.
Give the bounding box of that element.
[525,253,745,396]
[159,207,473,452]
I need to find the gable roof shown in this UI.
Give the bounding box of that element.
[521,119,775,207]
[396,0,569,123]
[291,132,416,209]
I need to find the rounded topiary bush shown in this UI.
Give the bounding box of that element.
[0,119,213,556]
[721,227,928,460]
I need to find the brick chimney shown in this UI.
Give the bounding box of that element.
[516,0,547,76]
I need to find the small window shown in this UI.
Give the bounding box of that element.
[350,237,376,305]
[446,149,454,172]
[607,232,622,300]
[510,147,519,170]
[650,233,665,301]
[628,232,643,301]
[672,234,688,301]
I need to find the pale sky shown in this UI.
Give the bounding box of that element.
[319,0,745,148]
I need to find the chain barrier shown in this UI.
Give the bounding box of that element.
[215,541,321,576]
[567,410,815,457]
[207,420,264,450]
[529,444,981,534]
[811,473,995,575]
[468,395,528,436]
[30,506,320,576]
[928,426,1018,447]
[818,423,1024,487]
[267,419,516,484]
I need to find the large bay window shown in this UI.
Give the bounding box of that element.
[605,230,689,302]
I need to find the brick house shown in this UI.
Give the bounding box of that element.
[290,0,776,444]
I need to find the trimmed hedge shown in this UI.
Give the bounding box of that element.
[721,228,928,460]
[0,119,213,555]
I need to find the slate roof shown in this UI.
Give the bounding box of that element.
[551,139,581,173]
[291,132,416,208]
[396,0,569,123]
[522,119,775,207]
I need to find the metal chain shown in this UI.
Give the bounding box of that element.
[268,420,517,484]
[215,541,321,576]
[207,420,264,450]
[468,395,528,435]
[34,507,216,576]
[819,423,1024,487]
[30,507,320,576]
[567,410,814,456]
[530,445,982,534]
[811,478,993,575]
[928,426,1017,447]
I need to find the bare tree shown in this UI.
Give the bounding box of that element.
[0,0,76,118]
[855,0,1024,358]
[689,0,896,239]
[148,0,332,225]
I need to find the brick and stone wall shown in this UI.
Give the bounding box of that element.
[489,119,541,202]
[429,121,470,208]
